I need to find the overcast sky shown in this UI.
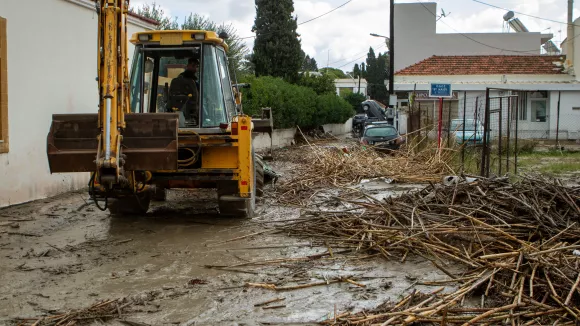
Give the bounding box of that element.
[131,0,579,72]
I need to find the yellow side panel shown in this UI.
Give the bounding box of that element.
[202,147,238,169]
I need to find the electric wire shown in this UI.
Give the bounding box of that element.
[418,1,544,54]
[299,0,353,25]
[328,41,386,66]
[336,43,387,69]
[240,0,355,40]
[470,0,580,28]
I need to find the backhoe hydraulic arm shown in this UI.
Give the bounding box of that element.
[97,0,130,184]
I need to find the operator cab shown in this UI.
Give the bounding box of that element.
[129,31,237,129]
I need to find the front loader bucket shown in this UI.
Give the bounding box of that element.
[47,114,100,173]
[47,113,179,173]
[122,113,179,171]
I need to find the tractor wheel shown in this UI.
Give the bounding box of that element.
[255,155,265,198]
[217,151,264,218]
[152,187,167,201]
[108,192,151,216]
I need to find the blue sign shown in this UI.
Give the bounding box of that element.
[429,83,453,98]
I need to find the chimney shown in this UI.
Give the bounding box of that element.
[567,0,574,71]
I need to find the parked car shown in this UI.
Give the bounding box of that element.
[352,113,368,134]
[360,124,405,152]
[450,119,488,146]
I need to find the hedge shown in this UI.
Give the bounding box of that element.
[241,76,355,129]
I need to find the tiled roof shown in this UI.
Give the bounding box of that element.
[396,55,566,76]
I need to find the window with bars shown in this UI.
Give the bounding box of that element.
[0,17,7,154]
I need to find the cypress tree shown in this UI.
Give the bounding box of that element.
[252,0,302,82]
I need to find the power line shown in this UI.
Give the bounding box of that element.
[300,0,354,25]
[328,41,386,66]
[240,0,354,40]
[336,43,387,69]
[470,0,580,28]
[418,1,541,54]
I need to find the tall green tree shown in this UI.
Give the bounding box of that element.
[365,47,388,103]
[353,63,361,78]
[300,50,318,71]
[252,0,303,82]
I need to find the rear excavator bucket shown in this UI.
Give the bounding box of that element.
[47,113,179,173]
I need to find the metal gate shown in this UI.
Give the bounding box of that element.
[480,88,521,177]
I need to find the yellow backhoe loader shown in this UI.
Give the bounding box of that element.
[46,0,272,218]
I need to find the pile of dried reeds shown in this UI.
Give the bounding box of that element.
[13,299,131,326]
[275,141,455,204]
[278,175,580,325]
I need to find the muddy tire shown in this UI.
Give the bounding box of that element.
[108,192,151,216]
[152,187,167,201]
[217,151,264,218]
[255,155,265,198]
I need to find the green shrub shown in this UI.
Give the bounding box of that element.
[343,92,366,112]
[296,72,336,95]
[316,93,355,125]
[241,76,354,129]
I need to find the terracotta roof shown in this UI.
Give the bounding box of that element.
[396,55,566,76]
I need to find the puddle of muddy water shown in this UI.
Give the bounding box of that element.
[0,165,457,325]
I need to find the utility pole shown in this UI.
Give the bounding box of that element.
[389,0,395,110]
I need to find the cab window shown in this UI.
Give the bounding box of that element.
[200,44,227,127]
[216,48,236,119]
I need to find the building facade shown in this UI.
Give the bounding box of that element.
[335,78,368,97]
[0,0,157,207]
[393,2,554,72]
[395,55,580,140]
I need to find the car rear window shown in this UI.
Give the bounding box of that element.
[365,127,398,137]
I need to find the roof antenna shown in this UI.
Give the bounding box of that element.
[437,8,451,21]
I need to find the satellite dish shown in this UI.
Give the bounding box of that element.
[503,11,515,21]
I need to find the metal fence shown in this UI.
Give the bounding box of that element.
[404,87,579,177]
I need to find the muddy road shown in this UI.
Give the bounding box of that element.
[0,145,451,325]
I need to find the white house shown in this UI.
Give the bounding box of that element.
[335,78,368,97]
[390,2,580,140]
[0,0,157,207]
[393,2,555,72]
[394,55,580,140]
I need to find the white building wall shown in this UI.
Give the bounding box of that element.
[0,0,154,207]
[548,91,580,140]
[334,78,368,96]
[394,3,546,72]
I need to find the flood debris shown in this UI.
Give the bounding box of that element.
[277,175,580,325]
[12,299,133,326]
[275,142,454,205]
[254,297,286,307]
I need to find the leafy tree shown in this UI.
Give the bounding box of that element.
[242,76,353,129]
[319,67,347,79]
[239,54,256,79]
[353,64,361,78]
[130,4,249,78]
[365,47,388,103]
[301,52,318,72]
[361,62,367,78]
[252,0,303,83]
[343,92,366,113]
[130,2,178,30]
[179,13,248,79]
[297,72,335,95]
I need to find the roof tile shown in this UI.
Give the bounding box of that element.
[396,55,566,76]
